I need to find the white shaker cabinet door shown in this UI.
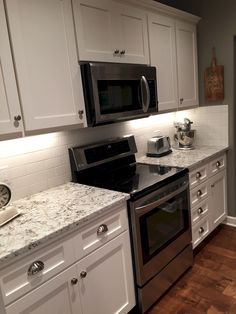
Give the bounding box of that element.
[176,21,198,108]
[5,0,85,131]
[5,266,82,314]
[0,0,23,137]
[77,231,135,314]
[210,169,227,229]
[148,13,178,111]
[73,0,116,62]
[117,4,149,64]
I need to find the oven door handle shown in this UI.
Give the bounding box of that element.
[140,76,150,113]
[135,182,188,216]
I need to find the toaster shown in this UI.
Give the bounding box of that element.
[147,136,172,157]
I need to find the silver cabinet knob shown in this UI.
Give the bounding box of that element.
[97,224,108,236]
[199,227,204,234]
[120,50,125,55]
[197,207,203,215]
[196,172,201,179]
[197,190,202,197]
[216,161,221,168]
[114,49,120,55]
[71,278,78,285]
[80,271,87,278]
[28,261,44,276]
[180,98,184,105]
[14,115,22,121]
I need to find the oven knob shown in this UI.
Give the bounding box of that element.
[196,172,201,179]
[114,49,120,55]
[199,227,204,234]
[216,161,221,168]
[197,190,202,197]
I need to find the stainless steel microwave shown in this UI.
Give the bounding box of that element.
[80,62,158,126]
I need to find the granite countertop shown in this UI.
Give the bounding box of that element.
[0,182,129,266]
[138,145,228,170]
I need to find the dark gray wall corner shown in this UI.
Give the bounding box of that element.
[155,0,202,15]
[157,0,235,216]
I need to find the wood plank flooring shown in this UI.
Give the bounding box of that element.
[148,225,236,314]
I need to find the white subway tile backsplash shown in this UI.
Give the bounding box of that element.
[0,105,228,202]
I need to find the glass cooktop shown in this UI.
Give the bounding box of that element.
[75,160,187,200]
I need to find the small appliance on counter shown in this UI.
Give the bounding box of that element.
[146,135,172,157]
[174,118,196,150]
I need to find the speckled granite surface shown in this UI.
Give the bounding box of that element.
[0,182,129,266]
[138,145,228,170]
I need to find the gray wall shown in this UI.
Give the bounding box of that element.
[197,0,235,216]
[157,0,235,216]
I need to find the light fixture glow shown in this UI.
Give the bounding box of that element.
[0,133,59,159]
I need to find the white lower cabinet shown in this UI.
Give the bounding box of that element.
[190,153,227,249]
[77,231,135,314]
[0,204,135,314]
[210,169,227,229]
[5,266,82,314]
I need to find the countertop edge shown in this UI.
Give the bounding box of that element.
[187,147,228,171]
[0,193,129,268]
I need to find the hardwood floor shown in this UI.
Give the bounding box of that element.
[148,225,236,314]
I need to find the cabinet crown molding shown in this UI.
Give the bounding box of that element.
[116,0,201,23]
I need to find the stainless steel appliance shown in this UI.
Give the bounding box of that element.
[147,135,172,157]
[174,118,196,150]
[69,136,193,313]
[80,62,158,126]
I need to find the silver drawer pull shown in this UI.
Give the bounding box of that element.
[28,261,44,276]
[197,207,203,215]
[196,172,201,179]
[97,224,108,236]
[199,227,204,234]
[197,190,202,197]
[216,161,221,168]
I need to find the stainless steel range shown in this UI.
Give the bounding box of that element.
[69,135,193,313]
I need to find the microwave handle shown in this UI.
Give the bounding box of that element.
[140,76,150,113]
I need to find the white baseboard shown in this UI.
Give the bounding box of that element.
[223,216,236,227]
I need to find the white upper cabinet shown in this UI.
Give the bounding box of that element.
[176,21,198,108]
[5,0,85,132]
[0,0,23,137]
[148,14,199,112]
[73,0,149,64]
[148,13,178,111]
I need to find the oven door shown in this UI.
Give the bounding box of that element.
[129,174,191,286]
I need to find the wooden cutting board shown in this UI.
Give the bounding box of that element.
[205,48,224,101]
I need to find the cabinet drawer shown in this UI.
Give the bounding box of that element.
[191,198,209,225]
[189,164,208,189]
[209,154,226,176]
[0,237,75,306]
[190,181,209,208]
[73,203,128,260]
[192,215,210,249]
